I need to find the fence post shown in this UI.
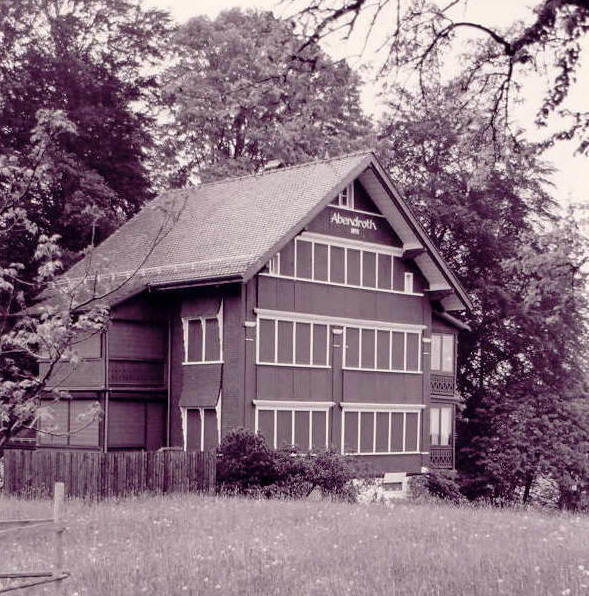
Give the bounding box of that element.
[53,482,65,595]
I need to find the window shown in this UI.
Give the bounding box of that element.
[181,407,219,451]
[404,272,414,293]
[341,406,421,454]
[268,253,280,275]
[38,400,100,447]
[183,309,223,364]
[431,333,454,373]
[265,235,421,294]
[257,317,329,367]
[344,326,421,372]
[254,401,332,451]
[430,406,453,446]
[336,183,354,208]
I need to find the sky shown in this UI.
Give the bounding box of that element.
[146,0,588,211]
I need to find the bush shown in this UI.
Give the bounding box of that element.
[216,428,355,501]
[409,469,465,504]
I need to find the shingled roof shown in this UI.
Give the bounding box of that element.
[61,150,471,312]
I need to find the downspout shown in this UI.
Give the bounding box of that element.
[103,329,109,453]
[166,312,172,447]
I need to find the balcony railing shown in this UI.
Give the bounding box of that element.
[430,446,453,469]
[430,373,455,396]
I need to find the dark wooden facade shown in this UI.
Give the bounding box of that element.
[35,176,466,479]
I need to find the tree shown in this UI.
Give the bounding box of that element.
[0,0,173,267]
[290,0,589,153]
[375,83,588,506]
[0,109,182,452]
[156,8,373,185]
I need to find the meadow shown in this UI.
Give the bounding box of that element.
[0,494,587,596]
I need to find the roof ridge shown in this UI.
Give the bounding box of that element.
[192,149,375,189]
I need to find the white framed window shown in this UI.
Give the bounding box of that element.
[430,406,453,446]
[340,403,423,455]
[182,304,223,364]
[404,272,414,293]
[343,326,422,373]
[263,233,421,297]
[431,333,455,373]
[257,315,330,368]
[254,400,334,451]
[181,405,220,451]
[337,183,354,208]
[268,253,280,275]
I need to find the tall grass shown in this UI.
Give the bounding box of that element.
[1,494,587,595]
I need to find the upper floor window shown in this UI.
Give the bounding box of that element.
[183,309,223,364]
[294,237,399,292]
[267,253,280,275]
[257,316,330,367]
[431,333,454,373]
[404,272,414,293]
[430,406,452,446]
[336,183,354,209]
[344,326,421,373]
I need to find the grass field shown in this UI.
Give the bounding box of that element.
[1,494,588,596]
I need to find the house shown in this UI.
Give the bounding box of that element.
[35,150,471,482]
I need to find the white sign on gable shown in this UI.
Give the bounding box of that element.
[329,211,378,236]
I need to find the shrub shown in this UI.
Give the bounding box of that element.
[409,469,465,504]
[216,429,355,501]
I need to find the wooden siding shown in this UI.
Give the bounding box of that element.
[40,359,105,389]
[258,276,428,324]
[107,399,165,450]
[342,370,423,403]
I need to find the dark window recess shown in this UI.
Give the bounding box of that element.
[390,413,404,452]
[295,322,311,365]
[360,412,374,452]
[294,410,310,449]
[361,328,375,369]
[362,251,376,288]
[406,333,420,371]
[375,412,389,452]
[280,241,295,277]
[187,319,203,361]
[347,249,361,286]
[377,254,392,290]
[344,412,359,453]
[296,240,313,279]
[312,411,327,451]
[276,410,292,446]
[277,320,294,364]
[405,413,418,451]
[330,246,345,283]
[345,327,359,368]
[376,330,390,370]
[391,332,404,370]
[259,319,276,362]
[204,319,221,361]
[258,410,274,445]
[314,243,329,281]
[312,324,328,366]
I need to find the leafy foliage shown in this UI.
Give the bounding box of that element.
[376,84,588,508]
[290,0,589,153]
[156,8,373,186]
[216,428,355,500]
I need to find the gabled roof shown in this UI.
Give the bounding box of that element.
[62,150,471,312]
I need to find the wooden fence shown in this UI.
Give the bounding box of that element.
[2,450,216,499]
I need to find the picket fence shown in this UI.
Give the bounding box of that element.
[2,450,216,498]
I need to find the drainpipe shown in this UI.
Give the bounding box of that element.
[166,313,172,447]
[103,329,109,453]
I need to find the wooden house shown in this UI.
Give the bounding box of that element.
[34,151,471,482]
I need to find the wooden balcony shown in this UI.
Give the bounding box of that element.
[430,446,453,469]
[430,373,455,396]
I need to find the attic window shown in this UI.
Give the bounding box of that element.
[404,272,414,293]
[268,253,280,275]
[337,183,354,209]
